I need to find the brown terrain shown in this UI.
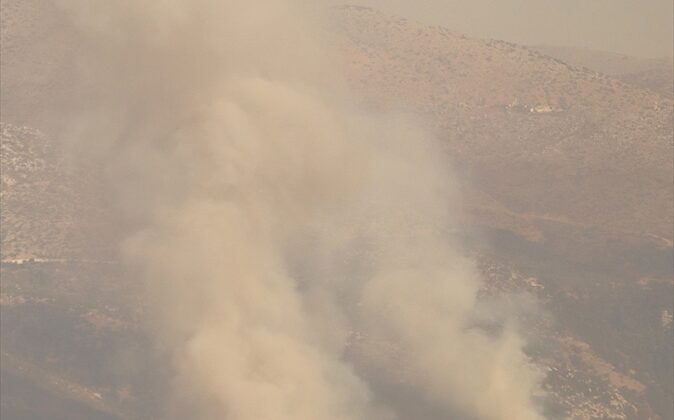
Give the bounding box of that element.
[530,45,673,99]
[332,6,673,251]
[331,6,673,419]
[1,2,673,420]
[332,6,673,418]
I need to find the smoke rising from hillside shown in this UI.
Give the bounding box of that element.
[53,1,544,419]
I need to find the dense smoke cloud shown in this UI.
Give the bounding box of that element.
[52,1,544,419]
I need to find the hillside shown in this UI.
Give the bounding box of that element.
[530,45,673,99]
[1,3,672,419]
[332,6,673,255]
[0,0,79,126]
[1,123,114,261]
[330,6,673,419]
[3,127,668,419]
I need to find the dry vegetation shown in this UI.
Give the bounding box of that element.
[332,6,674,252]
[1,123,116,261]
[530,45,673,99]
[1,4,672,420]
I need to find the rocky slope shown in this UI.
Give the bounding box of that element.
[330,6,673,418]
[332,5,673,255]
[530,45,673,99]
[1,3,672,419]
[1,123,115,261]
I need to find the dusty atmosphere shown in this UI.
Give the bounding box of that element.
[1,1,672,420]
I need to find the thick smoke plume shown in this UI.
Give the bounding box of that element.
[52,1,544,419]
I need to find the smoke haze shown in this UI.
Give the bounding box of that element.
[50,1,545,419]
[348,0,674,58]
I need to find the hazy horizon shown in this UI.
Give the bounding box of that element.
[1,1,672,419]
[343,0,673,58]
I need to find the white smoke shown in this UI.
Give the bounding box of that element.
[50,1,545,419]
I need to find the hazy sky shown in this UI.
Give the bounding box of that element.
[347,0,673,58]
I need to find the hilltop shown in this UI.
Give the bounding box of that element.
[530,45,673,98]
[331,5,673,257]
[1,3,672,419]
[330,6,673,419]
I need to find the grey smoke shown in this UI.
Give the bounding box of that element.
[51,1,545,419]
